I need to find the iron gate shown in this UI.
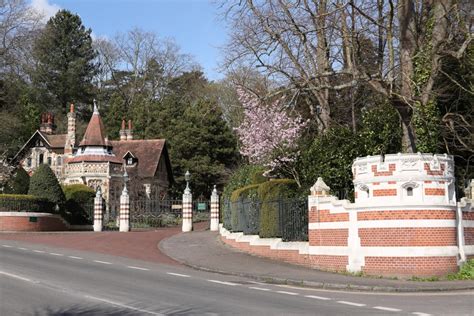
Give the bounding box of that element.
[129,199,182,228]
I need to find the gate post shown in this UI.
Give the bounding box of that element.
[119,185,130,232]
[93,187,103,232]
[182,171,193,232]
[210,185,219,231]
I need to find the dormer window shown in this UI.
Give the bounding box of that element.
[123,151,137,166]
[127,157,133,165]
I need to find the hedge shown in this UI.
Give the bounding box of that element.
[63,184,95,225]
[230,184,260,234]
[258,179,298,238]
[0,194,55,213]
[28,164,66,206]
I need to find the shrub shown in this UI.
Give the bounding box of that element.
[3,167,30,194]
[0,194,55,213]
[258,179,298,238]
[447,259,474,280]
[28,164,65,206]
[222,164,265,229]
[230,184,260,233]
[63,184,95,225]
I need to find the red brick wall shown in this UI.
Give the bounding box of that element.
[371,163,396,177]
[425,188,445,196]
[359,228,456,246]
[358,210,455,220]
[310,255,348,272]
[373,189,397,197]
[309,229,348,246]
[463,212,474,220]
[363,256,458,277]
[0,215,68,231]
[424,163,445,176]
[464,227,474,245]
[309,209,349,222]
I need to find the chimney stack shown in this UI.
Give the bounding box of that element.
[40,112,56,134]
[119,119,127,141]
[64,104,76,155]
[126,120,134,140]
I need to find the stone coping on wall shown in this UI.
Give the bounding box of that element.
[220,225,309,254]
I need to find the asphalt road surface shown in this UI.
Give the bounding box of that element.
[1,240,473,315]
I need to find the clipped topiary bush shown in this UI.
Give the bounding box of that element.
[230,184,260,234]
[28,164,66,206]
[63,184,95,225]
[3,167,30,194]
[258,179,298,238]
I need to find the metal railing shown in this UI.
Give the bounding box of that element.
[0,197,55,213]
[224,197,308,241]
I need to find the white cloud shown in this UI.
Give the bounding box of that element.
[30,0,61,22]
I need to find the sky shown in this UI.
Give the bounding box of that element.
[30,0,229,81]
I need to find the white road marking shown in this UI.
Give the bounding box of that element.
[127,266,149,271]
[305,295,331,300]
[249,287,271,291]
[18,247,28,250]
[68,256,83,260]
[85,295,164,315]
[49,253,63,256]
[0,271,35,283]
[207,280,239,286]
[2,245,12,248]
[276,291,299,296]
[34,250,45,253]
[412,313,432,316]
[373,306,402,312]
[337,301,366,307]
[166,272,190,278]
[93,260,112,265]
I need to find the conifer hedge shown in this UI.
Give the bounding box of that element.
[28,164,66,207]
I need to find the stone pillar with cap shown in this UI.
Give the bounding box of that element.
[93,187,103,232]
[210,185,219,231]
[182,171,193,232]
[310,177,331,197]
[119,170,130,232]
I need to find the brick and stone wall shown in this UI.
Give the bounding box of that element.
[220,153,474,278]
[0,212,69,231]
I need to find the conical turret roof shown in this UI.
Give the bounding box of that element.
[79,102,107,147]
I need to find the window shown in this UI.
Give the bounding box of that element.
[57,156,62,166]
[407,187,413,196]
[39,154,44,164]
[127,157,133,165]
[47,157,52,165]
[27,158,32,167]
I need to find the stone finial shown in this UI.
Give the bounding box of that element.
[93,99,99,114]
[211,185,218,197]
[310,177,331,196]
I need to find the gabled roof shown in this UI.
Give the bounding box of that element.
[110,139,173,181]
[79,107,107,147]
[12,130,66,162]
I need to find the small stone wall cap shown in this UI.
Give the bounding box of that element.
[311,177,331,192]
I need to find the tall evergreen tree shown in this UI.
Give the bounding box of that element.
[32,10,97,115]
[28,164,65,206]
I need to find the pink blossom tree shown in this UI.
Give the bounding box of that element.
[235,89,306,186]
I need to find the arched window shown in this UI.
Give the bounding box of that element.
[407,187,413,196]
[358,185,370,198]
[27,158,32,167]
[57,156,62,166]
[47,157,52,165]
[39,153,44,164]
[402,181,419,198]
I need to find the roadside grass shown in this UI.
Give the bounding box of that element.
[447,259,474,280]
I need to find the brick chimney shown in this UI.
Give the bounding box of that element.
[126,120,134,140]
[119,119,127,141]
[64,104,76,155]
[40,112,56,135]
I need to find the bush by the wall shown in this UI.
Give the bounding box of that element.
[0,194,54,213]
[258,179,298,238]
[222,164,265,229]
[3,167,30,194]
[63,184,95,225]
[230,184,260,234]
[28,164,66,206]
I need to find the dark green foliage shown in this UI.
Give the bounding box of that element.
[63,184,95,225]
[298,127,363,199]
[230,184,260,232]
[28,164,66,206]
[32,10,97,113]
[0,194,54,213]
[258,179,298,238]
[223,164,266,200]
[359,103,402,155]
[4,167,29,194]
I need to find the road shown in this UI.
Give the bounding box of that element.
[1,240,473,315]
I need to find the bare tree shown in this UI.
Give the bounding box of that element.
[221,0,472,152]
